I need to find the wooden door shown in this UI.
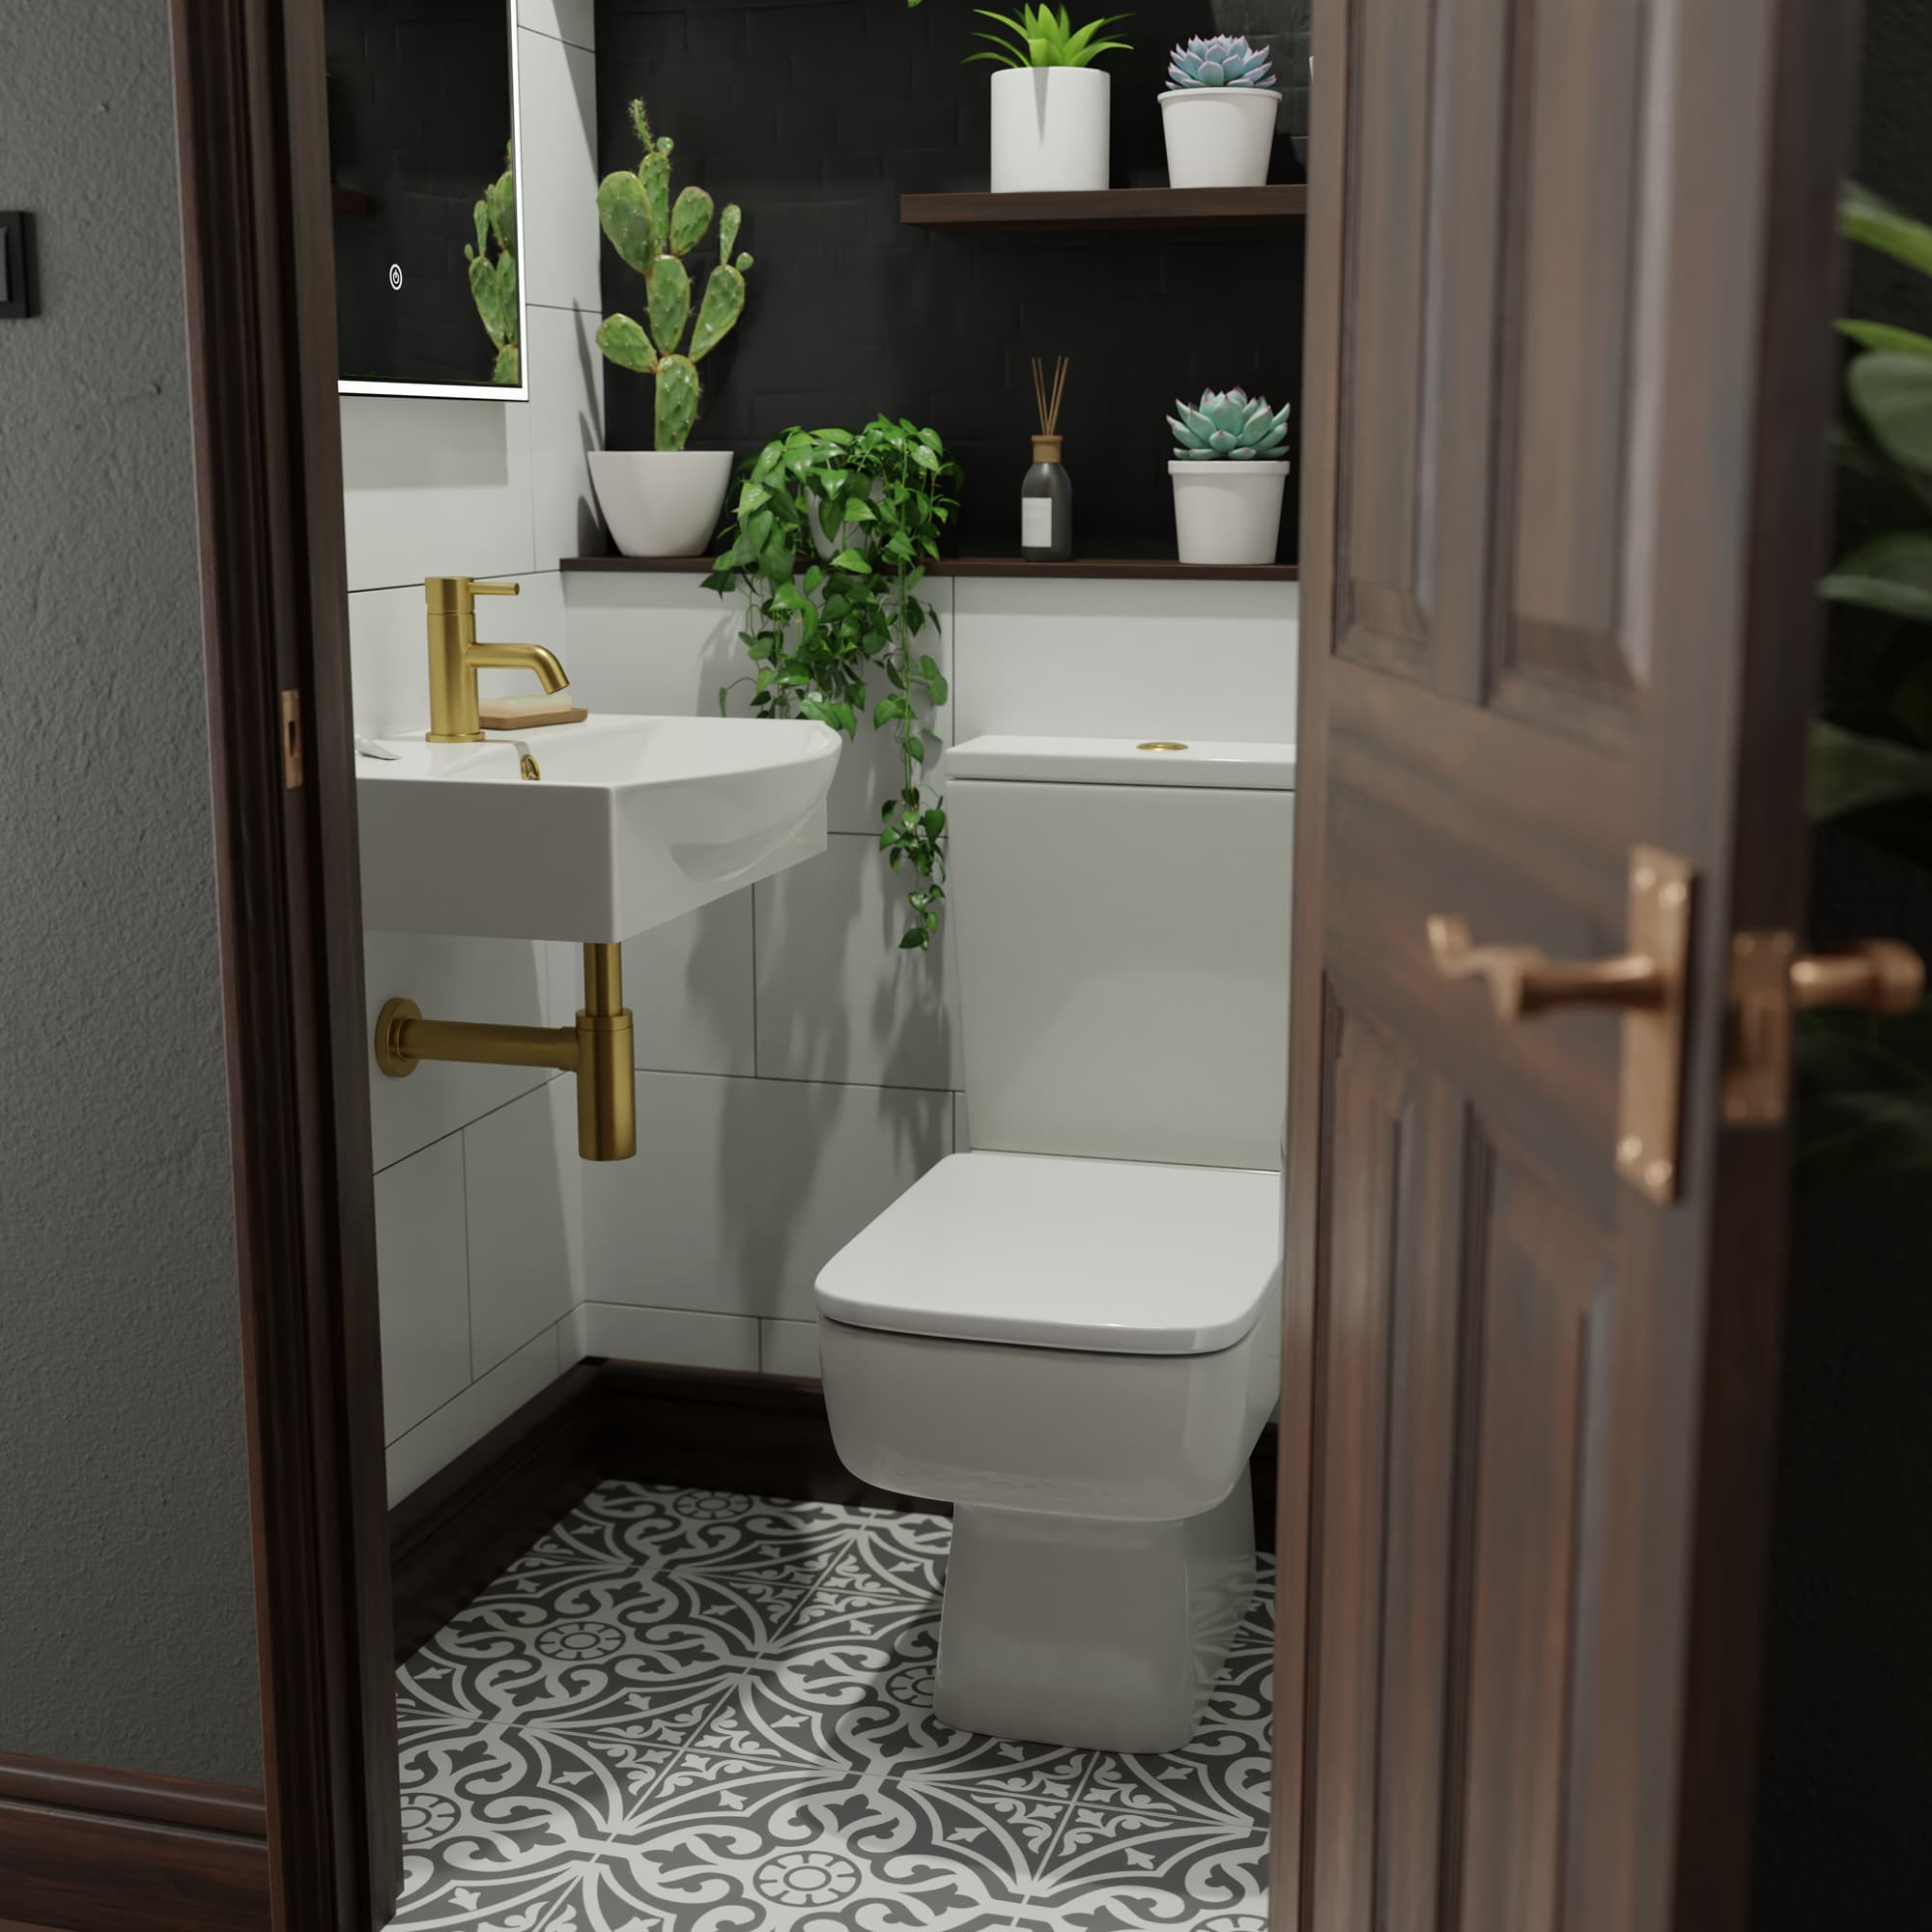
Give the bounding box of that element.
[1273,5,1864,1932]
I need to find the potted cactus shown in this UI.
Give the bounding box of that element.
[589,103,753,558]
[1160,36,1280,188]
[1168,387,1292,565]
[969,6,1134,193]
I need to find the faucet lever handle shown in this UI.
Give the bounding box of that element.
[469,580,520,597]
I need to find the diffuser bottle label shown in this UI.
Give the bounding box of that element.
[1022,498,1054,548]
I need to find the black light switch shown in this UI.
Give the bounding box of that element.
[1,213,38,319]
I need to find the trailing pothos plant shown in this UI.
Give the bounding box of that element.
[703,420,962,951]
[1796,184,1932,1183]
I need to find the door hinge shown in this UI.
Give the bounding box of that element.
[280,689,304,789]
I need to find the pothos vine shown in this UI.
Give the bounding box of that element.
[705,418,962,950]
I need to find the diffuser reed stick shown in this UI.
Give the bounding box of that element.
[1022,355,1074,561]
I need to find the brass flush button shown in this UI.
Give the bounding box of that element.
[1138,741,1189,753]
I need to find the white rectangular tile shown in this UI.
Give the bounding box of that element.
[545,895,756,1077]
[753,835,961,1092]
[760,1318,822,1380]
[582,1072,952,1324]
[560,573,749,716]
[375,1137,472,1443]
[566,1303,761,1371]
[385,1324,563,1507]
[517,29,601,311]
[340,394,535,592]
[465,1082,583,1376]
[951,578,1299,744]
[526,303,605,568]
[518,0,592,49]
[365,931,552,1172]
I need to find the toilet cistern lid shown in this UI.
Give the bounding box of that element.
[814,1151,1281,1355]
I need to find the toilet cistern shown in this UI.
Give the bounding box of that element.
[423,576,569,743]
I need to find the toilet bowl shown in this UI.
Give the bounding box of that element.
[814,735,1295,1753]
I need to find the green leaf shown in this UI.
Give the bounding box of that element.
[1810,717,1932,820]
[1841,183,1932,280]
[1823,531,1932,621]
[1839,320,1932,357]
[1795,1005,1932,1185]
[1847,351,1932,472]
[831,548,872,573]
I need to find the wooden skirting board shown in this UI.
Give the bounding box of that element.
[388,1357,1282,1660]
[0,1753,270,1932]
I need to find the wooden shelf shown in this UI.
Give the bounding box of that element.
[563,554,1294,583]
[900,185,1306,232]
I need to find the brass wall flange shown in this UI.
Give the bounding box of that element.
[373,946,637,1160]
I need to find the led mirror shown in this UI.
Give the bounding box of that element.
[327,0,527,400]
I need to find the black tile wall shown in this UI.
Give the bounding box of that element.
[595,0,1305,557]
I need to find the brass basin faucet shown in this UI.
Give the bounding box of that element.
[425,576,570,743]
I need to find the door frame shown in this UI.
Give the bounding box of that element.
[170,3,400,1929]
[1270,2,1864,1930]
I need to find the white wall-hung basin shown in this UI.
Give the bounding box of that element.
[356,714,841,941]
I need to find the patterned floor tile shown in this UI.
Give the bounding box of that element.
[397,1558,802,1736]
[582,1753,1055,1929]
[819,1505,954,1599]
[688,1587,1093,1801]
[1012,1799,1270,1931]
[511,1482,863,1591]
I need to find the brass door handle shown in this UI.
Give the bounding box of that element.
[1425,847,1697,1203]
[1426,916,1672,1020]
[1726,934,1926,1124]
[1787,940,1924,1012]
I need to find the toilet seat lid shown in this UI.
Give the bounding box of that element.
[815,1151,1281,1355]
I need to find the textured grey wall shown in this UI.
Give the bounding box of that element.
[0,2,262,1784]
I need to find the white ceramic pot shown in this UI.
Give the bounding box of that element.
[1158,87,1280,189]
[587,448,735,558]
[1171,459,1289,566]
[990,67,1111,193]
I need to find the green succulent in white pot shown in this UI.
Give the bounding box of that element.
[1161,35,1281,188]
[1168,387,1292,565]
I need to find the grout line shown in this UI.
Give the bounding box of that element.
[374,1075,554,1176]
[461,1130,475,1383]
[384,1317,564,1458]
[351,567,563,601]
[631,1064,958,1099]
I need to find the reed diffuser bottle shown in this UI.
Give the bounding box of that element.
[1021,355,1073,562]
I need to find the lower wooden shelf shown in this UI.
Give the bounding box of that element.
[561,554,1296,583]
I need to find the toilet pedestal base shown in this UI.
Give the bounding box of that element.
[932,1472,1256,1753]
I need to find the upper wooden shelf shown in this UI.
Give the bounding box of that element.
[563,554,1295,583]
[899,185,1307,233]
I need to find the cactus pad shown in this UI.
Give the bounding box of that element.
[598,173,660,276]
[645,256,693,361]
[596,313,658,375]
[689,264,747,363]
[719,204,743,262]
[656,355,701,453]
[669,185,715,257]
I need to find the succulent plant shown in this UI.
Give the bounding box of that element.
[596,102,753,452]
[1166,34,1277,89]
[1169,387,1291,461]
[968,6,1135,71]
[464,144,519,386]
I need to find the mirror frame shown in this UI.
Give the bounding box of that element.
[337,0,529,403]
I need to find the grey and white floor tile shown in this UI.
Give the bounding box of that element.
[387,1481,1273,1932]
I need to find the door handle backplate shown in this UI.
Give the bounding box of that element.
[1429,846,1694,1204]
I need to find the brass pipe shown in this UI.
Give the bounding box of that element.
[374,942,637,1160]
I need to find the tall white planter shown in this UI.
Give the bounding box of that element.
[588,449,735,559]
[990,67,1111,193]
[1158,87,1279,189]
[1171,460,1289,566]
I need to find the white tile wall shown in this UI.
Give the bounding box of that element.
[376,1137,472,1440]
[759,1318,822,1380]
[341,396,536,593]
[517,29,602,313]
[951,579,1300,744]
[466,1081,583,1375]
[385,1324,565,1507]
[518,0,593,51]
[560,573,748,716]
[526,305,606,569]
[753,835,961,1093]
[565,1302,760,1372]
[582,1072,952,1325]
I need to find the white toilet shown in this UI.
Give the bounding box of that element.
[815,734,1294,1754]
